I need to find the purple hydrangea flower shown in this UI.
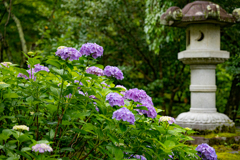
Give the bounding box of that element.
[79,43,104,59]
[106,93,125,107]
[159,116,176,124]
[112,107,135,124]
[135,104,157,119]
[56,47,82,61]
[101,82,110,88]
[89,95,97,99]
[86,66,104,76]
[124,88,147,103]
[33,64,50,72]
[103,66,124,80]
[125,88,157,118]
[78,91,85,96]
[32,143,53,153]
[134,155,147,160]
[17,64,49,80]
[196,143,217,160]
[65,93,72,98]
[17,73,29,79]
[74,80,83,86]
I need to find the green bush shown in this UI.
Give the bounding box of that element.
[0,45,199,160]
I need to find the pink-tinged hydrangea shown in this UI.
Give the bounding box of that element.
[135,104,157,119]
[196,143,217,160]
[86,66,104,76]
[32,143,53,153]
[103,66,124,80]
[159,116,176,124]
[56,47,82,61]
[33,64,50,72]
[106,93,125,107]
[1,62,12,67]
[79,43,104,59]
[112,107,135,124]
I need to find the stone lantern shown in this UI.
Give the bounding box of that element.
[160,1,240,131]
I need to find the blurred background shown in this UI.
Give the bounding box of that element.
[1,0,240,122]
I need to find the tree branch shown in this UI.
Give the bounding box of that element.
[4,1,27,67]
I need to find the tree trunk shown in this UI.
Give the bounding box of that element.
[224,75,240,121]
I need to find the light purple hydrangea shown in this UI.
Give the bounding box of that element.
[86,66,104,76]
[33,64,50,72]
[106,93,125,107]
[56,47,82,61]
[125,88,157,118]
[89,95,97,99]
[32,143,53,153]
[74,80,83,86]
[79,43,104,59]
[17,64,49,80]
[159,116,176,124]
[101,82,110,88]
[93,102,99,112]
[65,93,72,98]
[135,104,157,119]
[103,66,124,80]
[124,88,148,103]
[196,143,217,160]
[78,91,85,96]
[112,107,135,124]
[133,155,147,160]
[17,73,29,79]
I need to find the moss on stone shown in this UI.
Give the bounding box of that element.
[217,152,240,160]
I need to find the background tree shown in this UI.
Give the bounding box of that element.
[1,0,240,121]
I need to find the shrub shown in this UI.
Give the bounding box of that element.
[0,44,199,160]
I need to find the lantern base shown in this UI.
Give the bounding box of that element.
[175,112,234,131]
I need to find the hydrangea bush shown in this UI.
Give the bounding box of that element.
[0,43,201,159]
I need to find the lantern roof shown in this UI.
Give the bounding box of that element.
[160,1,240,27]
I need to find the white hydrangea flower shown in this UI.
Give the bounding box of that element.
[13,125,29,131]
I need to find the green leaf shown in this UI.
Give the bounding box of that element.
[28,58,40,67]
[60,147,75,152]
[46,59,61,68]
[119,123,127,132]
[21,147,32,152]
[90,64,104,69]
[18,134,31,143]
[15,68,29,76]
[14,149,33,160]
[50,86,60,97]
[51,68,64,76]
[0,103,5,113]
[3,93,18,99]
[133,106,148,110]
[164,140,175,148]
[0,83,10,89]
[107,133,119,145]
[26,96,34,103]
